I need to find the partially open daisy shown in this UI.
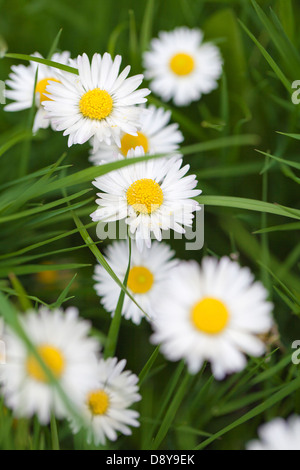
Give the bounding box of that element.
[0,307,100,424]
[247,416,300,450]
[89,104,183,165]
[143,27,223,106]
[70,357,141,446]
[151,257,273,380]
[90,147,201,250]
[4,51,71,133]
[94,240,178,325]
[43,52,150,147]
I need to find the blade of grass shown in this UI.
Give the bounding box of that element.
[71,212,147,316]
[8,273,33,311]
[139,346,160,386]
[196,195,300,220]
[195,374,300,449]
[238,19,291,92]
[150,369,193,450]
[47,29,63,59]
[4,53,78,75]
[103,237,131,359]
[140,0,155,53]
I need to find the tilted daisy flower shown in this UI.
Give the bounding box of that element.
[151,257,273,380]
[0,307,100,424]
[143,27,223,106]
[89,104,183,165]
[43,52,150,147]
[70,357,141,446]
[247,416,300,450]
[90,146,201,250]
[4,51,71,133]
[94,240,178,325]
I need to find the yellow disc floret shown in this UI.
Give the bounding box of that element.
[128,266,154,294]
[35,77,60,103]
[26,344,65,382]
[79,88,113,120]
[120,132,149,156]
[169,53,195,76]
[191,297,229,334]
[126,178,164,214]
[87,389,110,415]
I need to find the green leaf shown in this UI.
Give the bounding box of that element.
[140,0,156,53]
[238,19,291,92]
[254,221,300,234]
[4,53,78,75]
[195,374,300,449]
[276,0,295,43]
[203,8,248,96]
[277,131,300,141]
[150,370,192,450]
[139,346,160,386]
[0,189,91,224]
[0,131,33,159]
[71,212,147,316]
[0,263,90,277]
[256,148,300,170]
[47,29,63,59]
[8,273,33,311]
[104,237,131,359]
[251,0,300,77]
[107,22,128,57]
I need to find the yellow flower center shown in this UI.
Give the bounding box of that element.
[126,178,163,214]
[191,297,229,334]
[26,344,65,382]
[87,389,110,415]
[35,77,60,103]
[79,88,113,120]
[169,53,195,76]
[120,131,149,156]
[127,266,154,294]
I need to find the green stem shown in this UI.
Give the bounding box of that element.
[50,414,60,450]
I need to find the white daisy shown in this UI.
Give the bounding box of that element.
[43,52,150,147]
[150,257,273,380]
[4,51,71,133]
[143,27,223,106]
[70,357,141,446]
[0,306,100,424]
[94,240,178,325]
[247,416,300,450]
[90,146,201,251]
[89,104,183,165]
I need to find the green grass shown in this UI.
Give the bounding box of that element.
[0,0,299,451]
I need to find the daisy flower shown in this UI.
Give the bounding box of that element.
[70,357,141,446]
[4,51,71,133]
[143,27,223,106]
[89,104,183,165]
[43,52,150,147]
[0,307,100,424]
[90,146,201,250]
[150,256,273,380]
[94,240,178,325]
[247,416,300,450]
